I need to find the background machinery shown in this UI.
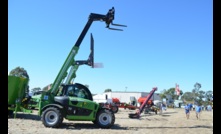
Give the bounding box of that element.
[138,97,159,114]
[129,87,158,118]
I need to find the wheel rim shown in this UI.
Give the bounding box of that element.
[99,113,111,125]
[44,111,58,125]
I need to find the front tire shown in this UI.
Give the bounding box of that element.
[41,107,63,128]
[96,109,115,128]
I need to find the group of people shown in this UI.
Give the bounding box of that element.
[185,103,201,119]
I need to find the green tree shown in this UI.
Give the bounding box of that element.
[9,66,29,79]
[193,82,201,92]
[31,87,41,94]
[192,82,201,98]
[181,92,194,102]
[196,90,205,105]
[192,82,204,105]
[159,88,183,101]
[166,88,176,100]
[104,89,112,92]
[159,89,167,100]
[204,90,213,101]
[42,84,52,91]
[179,90,184,97]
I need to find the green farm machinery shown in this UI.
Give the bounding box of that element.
[8,75,32,118]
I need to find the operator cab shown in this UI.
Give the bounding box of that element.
[58,83,93,101]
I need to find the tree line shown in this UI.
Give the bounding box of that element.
[159,82,213,106]
[9,66,213,107]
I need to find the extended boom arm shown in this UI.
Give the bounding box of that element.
[49,7,126,95]
[64,33,94,85]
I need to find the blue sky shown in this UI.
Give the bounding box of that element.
[8,0,213,94]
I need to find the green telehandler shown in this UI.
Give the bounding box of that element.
[37,7,126,129]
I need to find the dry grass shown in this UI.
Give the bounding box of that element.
[8,108,213,134]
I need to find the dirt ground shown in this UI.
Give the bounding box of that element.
[8,108,213,134]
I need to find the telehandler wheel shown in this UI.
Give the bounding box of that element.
[111,106,118,113]
[95,109,115,128]
[41,107,63,128]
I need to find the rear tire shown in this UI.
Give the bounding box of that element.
[41,107,63,128]
[96,109,115,128]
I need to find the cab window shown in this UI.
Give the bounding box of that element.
[66,85,90,100]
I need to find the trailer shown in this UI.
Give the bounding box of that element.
[93,95,138,113]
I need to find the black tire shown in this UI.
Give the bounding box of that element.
[95,109,115,128]
[111,106,118,113]
[128,113,140,119]
[41,107,63,128]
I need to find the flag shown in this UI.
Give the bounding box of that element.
[175,84,180,96]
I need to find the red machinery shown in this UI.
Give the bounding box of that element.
[100,88,158,114]
[138,97,158,114]
[113,97,137,109]
[116,103,137,110]
[129,87,157,118]
[112,98,120,103]
[138,97,153,105]
[105,98,137,113]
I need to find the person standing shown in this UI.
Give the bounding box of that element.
[193,104,195,111]
[207,105,212,111]
[159,103,163,115]
[185,104,190,119]
[188,103,193,111]
[195,104,202,119]
[162,103,167,111]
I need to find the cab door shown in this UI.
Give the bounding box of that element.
[65,83,96,117]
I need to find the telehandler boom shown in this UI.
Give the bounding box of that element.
[49,7,126,95]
